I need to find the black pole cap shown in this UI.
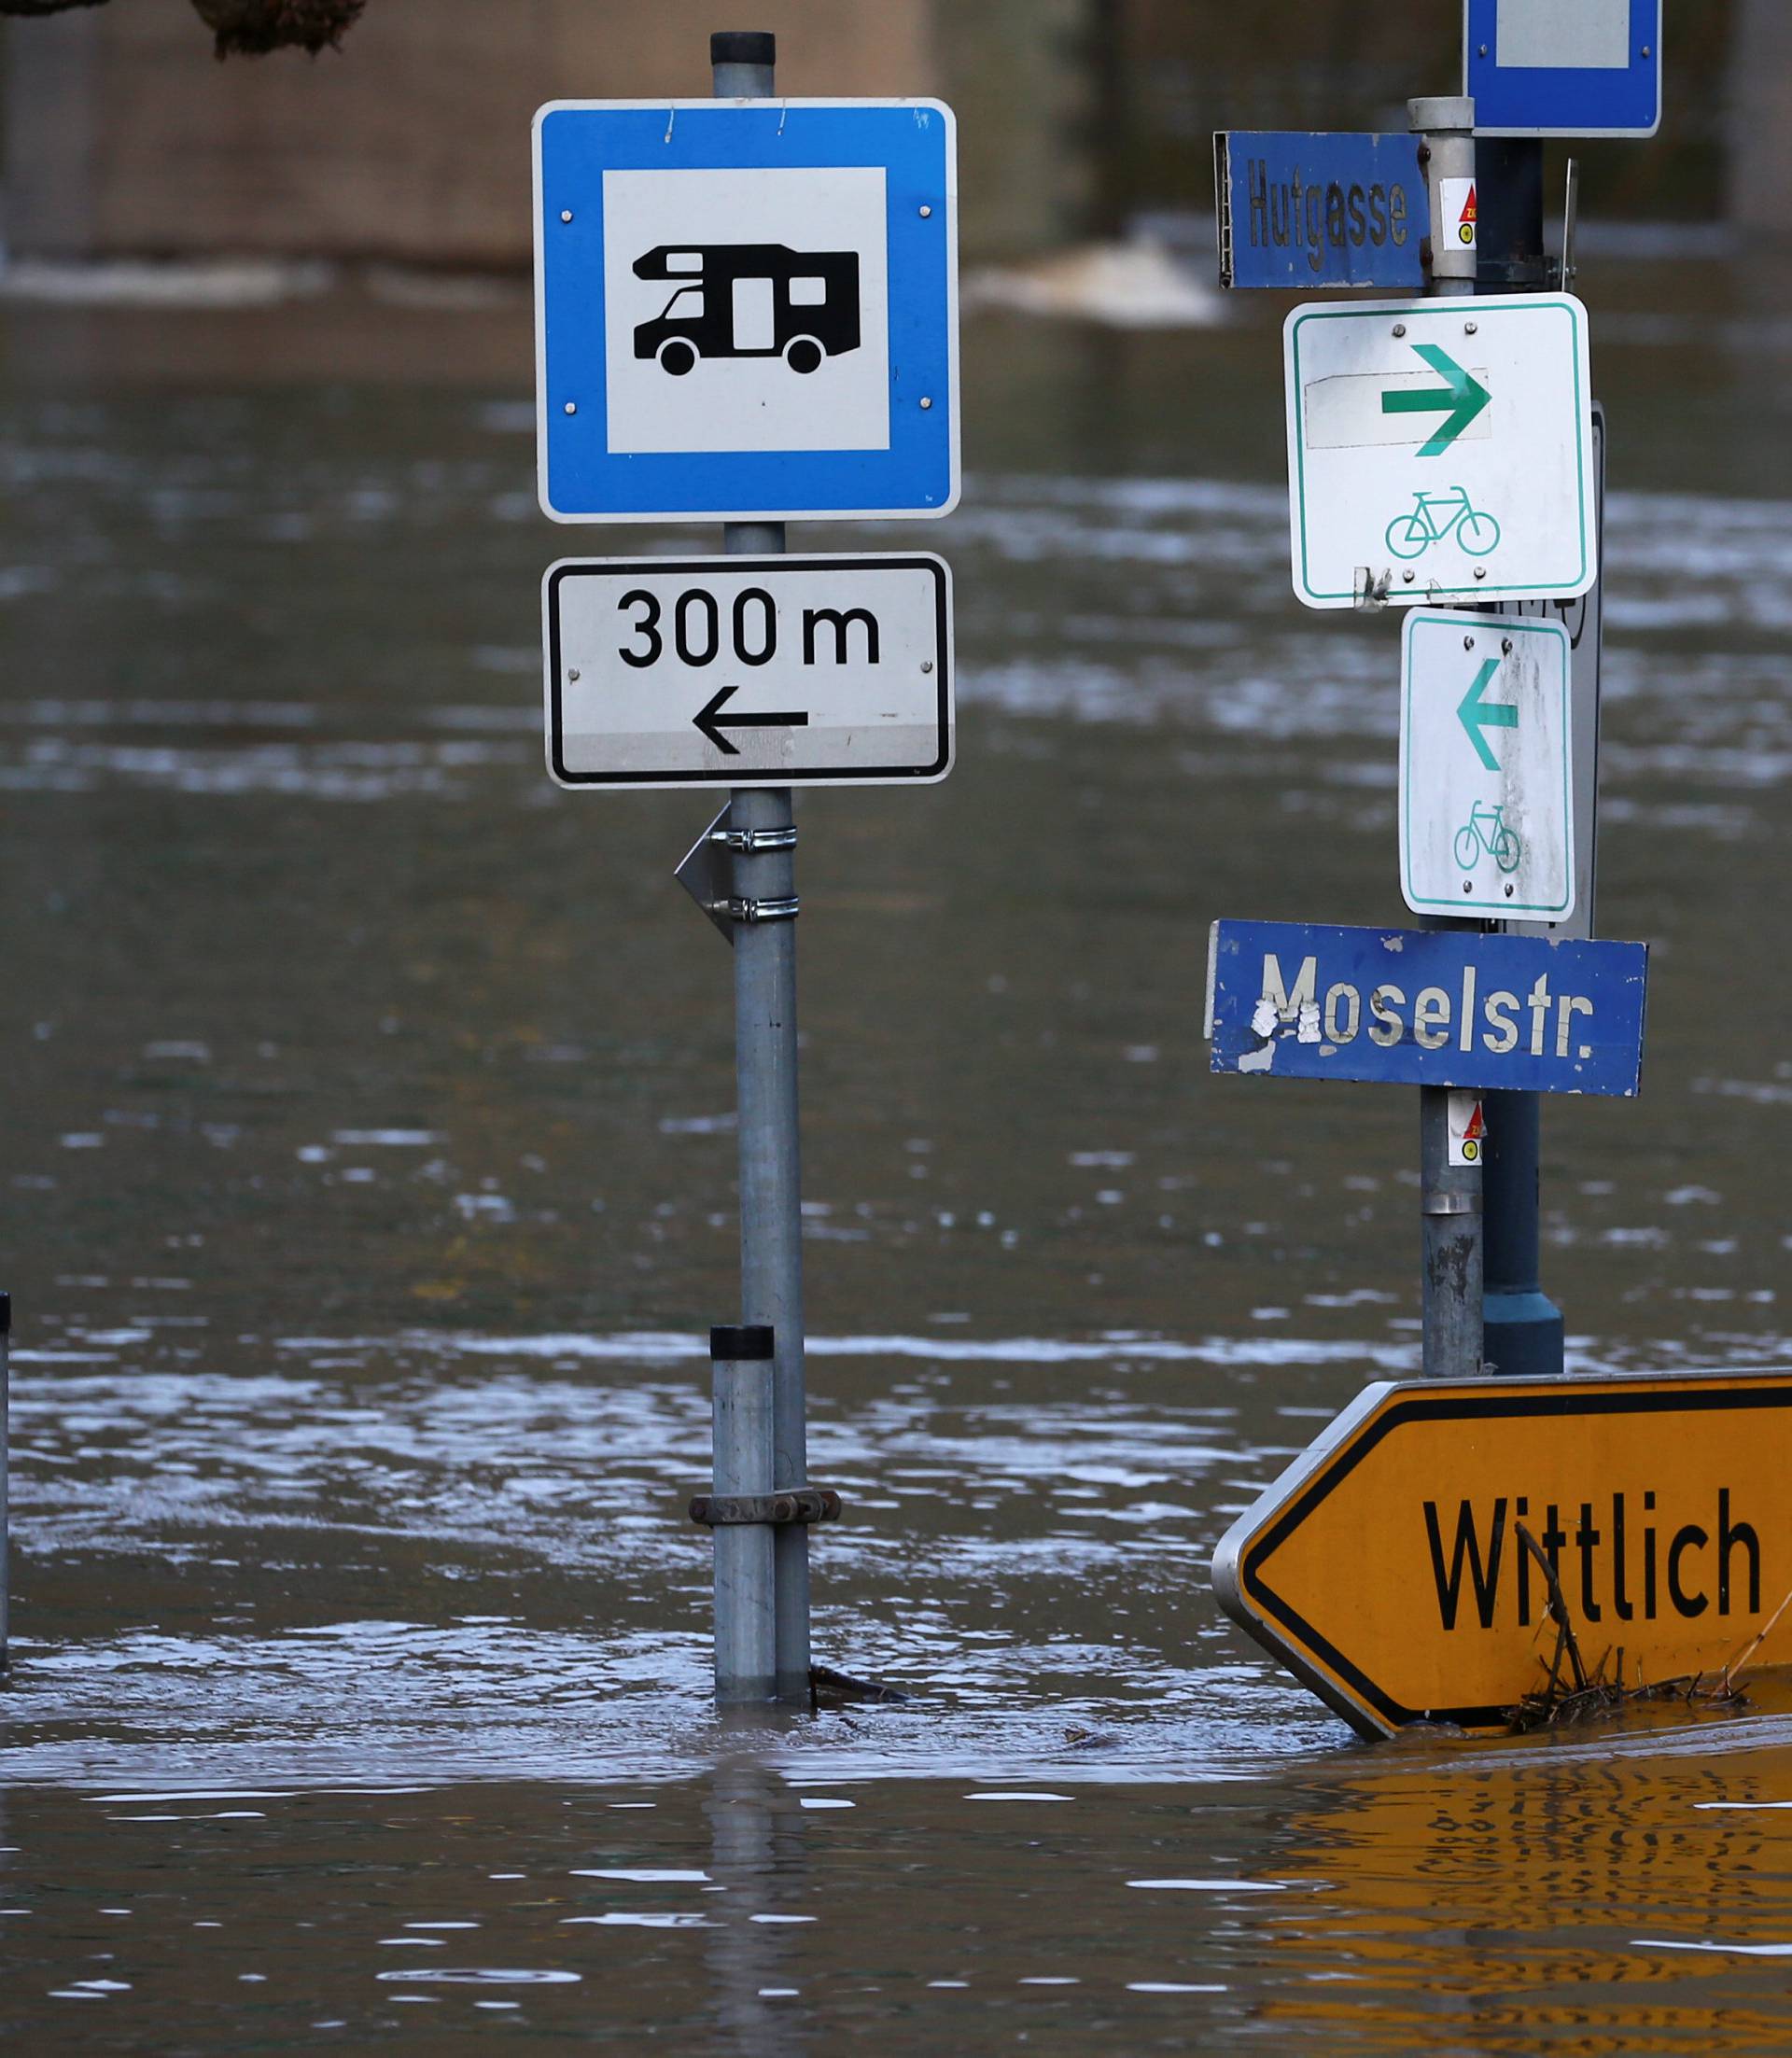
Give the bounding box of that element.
[0,1291,8,1335]
[711,31,775,67]
[710,1323,774,1361]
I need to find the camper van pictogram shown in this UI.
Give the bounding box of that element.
[633,244,861,376]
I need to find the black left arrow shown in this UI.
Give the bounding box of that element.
[694,682,812,757]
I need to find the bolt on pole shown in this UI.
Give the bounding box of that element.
[713,29,811,1702]
[708,1324,777,1702]
[1410,94,1484,1378]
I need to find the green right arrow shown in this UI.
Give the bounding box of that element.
[1382,343,1491,457]
[1457,657,1518,771]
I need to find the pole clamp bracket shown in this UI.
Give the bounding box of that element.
[718,894,800,926]
[710,824,797,854]
[1422,1191,1482,1218]
[689,1487,842,1528]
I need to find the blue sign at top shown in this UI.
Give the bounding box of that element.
[1465,0,1661,138]
[533,100,959,524]
[1215,133,1424,291]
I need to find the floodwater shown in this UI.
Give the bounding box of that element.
[3,244,1792,2050]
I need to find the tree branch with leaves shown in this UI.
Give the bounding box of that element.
[0,0,367,59]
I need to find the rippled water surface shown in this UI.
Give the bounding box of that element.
[4,251,1792,2049]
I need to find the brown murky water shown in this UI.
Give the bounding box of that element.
[3,243,1792,2049]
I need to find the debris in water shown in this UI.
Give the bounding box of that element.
[809,1665,909,1710]
[1506,1522,1771,1733]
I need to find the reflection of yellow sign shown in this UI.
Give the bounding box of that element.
[1213,1370,1792,1737]
[1246,1687,1792,2047]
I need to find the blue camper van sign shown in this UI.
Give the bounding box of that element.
[533,100,959,523]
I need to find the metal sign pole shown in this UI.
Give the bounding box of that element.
[1,1293,9,1672]
[707,1324,778,1701]
[1409,95,1484,1378]
[712,30,810,1704]
[1476,134,1568,1380]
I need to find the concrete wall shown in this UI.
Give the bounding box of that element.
[1729,0,1792,237]
[5,0,1784,268]
[1,0,945,267]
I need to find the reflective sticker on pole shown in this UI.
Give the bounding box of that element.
[1441,177,1477,251]
[1448,1091,1486,1166]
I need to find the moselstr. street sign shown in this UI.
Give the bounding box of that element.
[1400,609,1575,921]
[1213,1367,1792,1738]
[1214,132,1424,290]
[1205,919,1646,1095]
[1283,292,1596,609]
[533,99,959,522]
[1465,0,1662,139]
[545,553,951,789]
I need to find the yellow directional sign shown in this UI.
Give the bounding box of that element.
[1212,1369,1792,1738]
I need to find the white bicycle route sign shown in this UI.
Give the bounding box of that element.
[1282,292,1596,610]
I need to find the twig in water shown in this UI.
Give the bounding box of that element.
[1516,1521,1589,1692]
[1717,1582,1792,1693]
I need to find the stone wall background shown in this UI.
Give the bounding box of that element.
[0,0,1780,269]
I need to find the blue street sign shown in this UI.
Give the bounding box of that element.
[1206,919,1647,1095]
[1214,133,1424,290]
[1465,0,1661,138]
[533,100,959,524]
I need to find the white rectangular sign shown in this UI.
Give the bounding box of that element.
[1495,0,1629,70]
[544,553,952,790]
[1284,292,1596,609]
[1400,608,1575,922]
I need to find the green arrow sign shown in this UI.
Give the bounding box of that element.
[1457,657,1518,770]
[1380,343,1491,457]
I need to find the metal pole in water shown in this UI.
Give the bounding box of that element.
[1476,135,1567,1380]
[1480,1088,1561,1372]
[1,1292,10,1672]
[709,1324,777,1702]
[712,29,811,1702]
[1410,95,1484,1379]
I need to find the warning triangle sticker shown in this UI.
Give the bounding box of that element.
[1463,1099,1486,1141]
[1461,184,1477,225]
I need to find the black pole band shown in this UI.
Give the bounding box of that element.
[710,1323,774,1361]
[710,31,775,67]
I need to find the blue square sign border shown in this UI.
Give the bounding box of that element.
[1464,0,1660,138]
[533,99,959,524]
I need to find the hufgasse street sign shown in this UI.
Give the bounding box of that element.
[533,99,959,522]
[1205,919,1646,1095]
[1213,1367,1792,1738]
[1466,0,1662,139]
[1283,292,1595,609]
[544,553,952,789]
[1214,132,1424,290]
[1400,608,1575,921]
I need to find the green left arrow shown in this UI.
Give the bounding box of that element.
[1458,657,1518,771]
[1381,343,1491,457]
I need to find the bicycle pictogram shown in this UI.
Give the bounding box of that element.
[1454,800,1521,875]
[1385,487,1502,561]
